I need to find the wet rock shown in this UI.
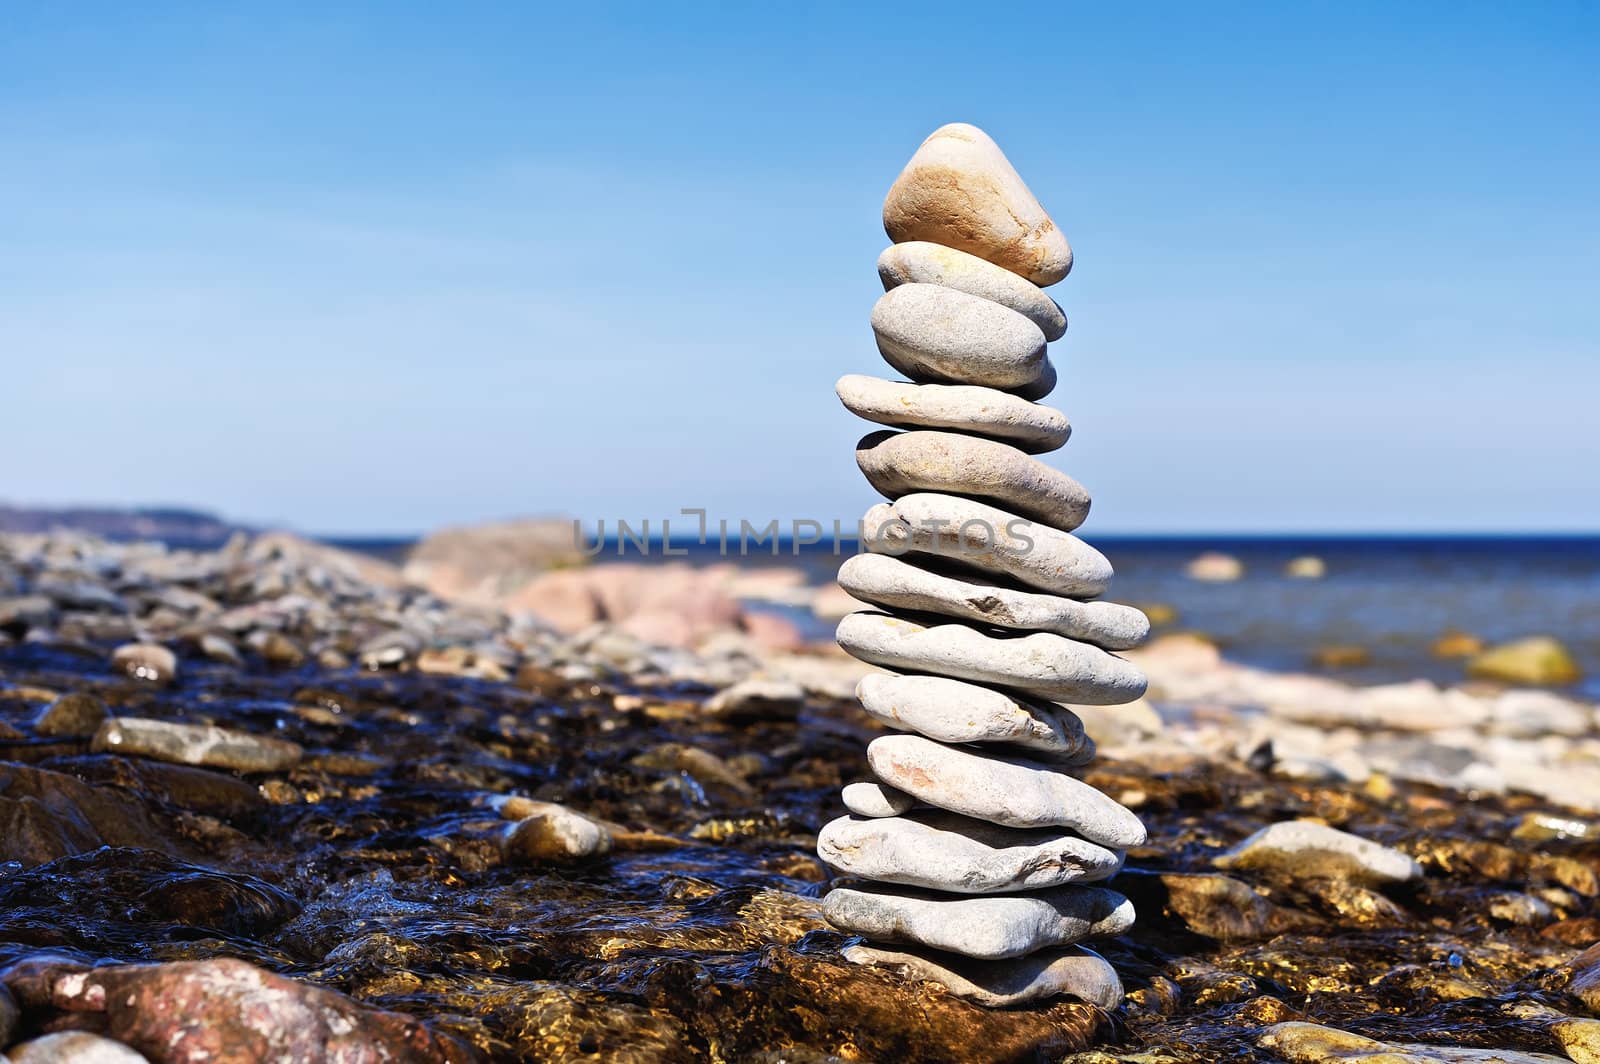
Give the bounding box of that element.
[0,763,167,866]
[1213,820,1422,886]
[50,958,474,1063]
[825,884,1133,960]
[502,806,612,863]
[882,122,1072,286]
[0,983,16,1051]
[1469,636,1583,686]
[197,633,243,665]
[5,1032,149,1062]
[1259,1021,1566,1062]
[630,743,755,799]
[252,631,307,669]
[92,718,303,773]
[867,734,1146,847]
[0,595,56,631]
[110,643,177,685]
[704,679,805,719]
[845,943,1120,1008]
[817,811,1123,893]
[1119,870,1317,940]
[33,692,108,737]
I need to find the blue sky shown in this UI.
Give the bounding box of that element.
[2,3,1596,534]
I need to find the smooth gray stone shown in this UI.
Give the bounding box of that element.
[825,884,1134,959]
[844,943,1122,1008]
[816,810,1123,893]
[877,242,1067,340]
[855,672,1094,765]
[856,430,1090,532]
[870,284,1047,392]
[836,609,1148,706]
[835,374,1070,454]
[91,717,303,772]
[839,552,1147,649]
[1014,354,1057,401]
[861,494,1111,598]
[841,780,917,817]
[868,733,1147,848]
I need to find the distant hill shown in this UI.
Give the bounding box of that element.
[0,504,252,545]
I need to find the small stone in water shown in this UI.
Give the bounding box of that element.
[33,691,108,737]
[91,718,303,773]
[0,983,17,1051]
[502,807,613,863]
[1213,820,1422,886]
[110,642,178,685]
[704,678,805,718]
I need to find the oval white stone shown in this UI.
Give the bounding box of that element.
[861,494,1111,598]
[878,242,1067,340]
[825,884,1134,960]
[835,374,1069,454]
[836,609,1147,705]
[840,552,1147,649]
[816,811,1124,893]
[870,284,1047,392]
[855,672,1093,764]
[857,430,1090,533]
[868,733,1147,848]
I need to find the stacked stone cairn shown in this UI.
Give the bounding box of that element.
[818,123,1151,1009]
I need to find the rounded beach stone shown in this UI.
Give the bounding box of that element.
[855,672,1093,764]
[877,242,1067,340]
[856,430,1090,533]
[861,494,1111,598]
[841,780,916,818]
[839,552,1147,649]
[1212,820,1422,886]
[868,733,1146,848]
[836,609,1146,706]
[1014,354,1057,401]
[882,122,1073,287]
[835,374,1069,454]
[825,884,1134,960]
[816,811,1123,893]
[870,284,1047,392]
[844,943,1121,1008]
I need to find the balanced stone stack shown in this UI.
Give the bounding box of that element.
[818,123,1151,1009]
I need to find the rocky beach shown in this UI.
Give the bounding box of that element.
[0,525,1598,1062]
